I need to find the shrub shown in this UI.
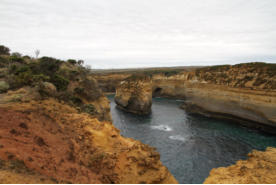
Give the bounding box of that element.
[77,78,102,101]
[9,55,24,63]
[16,71,33,86]
[22,55,31,60]
[0,56,9,67]
[14,66,30,75]
[77,60,84,65]
[11,52,22,57]
[32,74,50,83]
[67,59,77,65]
[74,87,85,95]
[164,70,179,76]
[71,96,83,106]
[9,64,17,73]
[126,74,151,81]
[57,68,80,81]
[82,104,96,115]
[39,57,63,75]
[0,45,10,55]
[50,75,69,91]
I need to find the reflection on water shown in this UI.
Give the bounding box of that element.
[107,95,276,184]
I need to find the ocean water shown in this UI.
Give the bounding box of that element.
[107,95,276,184]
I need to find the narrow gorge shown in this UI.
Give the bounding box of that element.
[95,63,276,183]
[95,63,276,134]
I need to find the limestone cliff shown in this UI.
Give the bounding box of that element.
[204,147,276,184]
[152,63,276,133]
[0,92,177,184]
[115,75,152,115]
[95,63,276,133]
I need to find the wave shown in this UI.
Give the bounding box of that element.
[169,135,188,142]
[151,125,173,131]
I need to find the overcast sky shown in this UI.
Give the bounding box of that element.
[1,0,276,68]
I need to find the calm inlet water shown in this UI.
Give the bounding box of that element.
[107,95,276,184]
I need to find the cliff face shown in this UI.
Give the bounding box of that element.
[115,75,152,115]
[96,63,276,133]
[204,147,276,184]
[0,91,177,184]
[151,64,276,133]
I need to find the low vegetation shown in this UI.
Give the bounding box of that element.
[195,62,276,90]
[0,44,102,113]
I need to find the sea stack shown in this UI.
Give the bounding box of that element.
[115,75,152,115]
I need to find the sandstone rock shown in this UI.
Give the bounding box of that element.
[0,98,177,184]
[115,75,152,115]
[204,147,276,184]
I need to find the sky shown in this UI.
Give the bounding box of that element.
[1,0,276,68]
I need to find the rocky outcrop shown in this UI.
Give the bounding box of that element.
[115,75,152,115]
[0,96,177,184]
[204,147,276,184]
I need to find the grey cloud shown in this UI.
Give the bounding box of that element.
[0,0,276,68]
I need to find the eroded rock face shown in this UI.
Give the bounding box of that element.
[0,98,177,184]
[204,147,276,184]
[115,76,152,115]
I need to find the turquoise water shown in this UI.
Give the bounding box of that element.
[107,95,276,184]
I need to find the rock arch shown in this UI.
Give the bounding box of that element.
[153,87,162,97]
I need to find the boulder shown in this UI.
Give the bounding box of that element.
[0,81,9,93]
[38,82,57,96]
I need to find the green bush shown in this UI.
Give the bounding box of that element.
[39,57,63,75]
[82,104,96,115]
[71,96,83,106]
[50,75,69,91]
[9,64,17,73]
[9,55,24,63]
[22,55,31,60]
[11,52,22,57]
[74,87,85,95]
[67,59,77,65]
[14,66,30,75]
[32,74,50,83]
[0,45,10,55]
[16,71,33,85]
[0,56,9,67]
